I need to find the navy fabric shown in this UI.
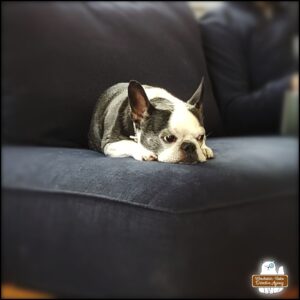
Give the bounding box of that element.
[199,2,298,135]
[2,2,223,148]
[2,137,298,213]
[2,137,298,297]
[3,190,297,298]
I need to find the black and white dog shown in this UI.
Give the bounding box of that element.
[88,79,214,163]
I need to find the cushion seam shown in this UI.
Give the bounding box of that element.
[2,186,297,215]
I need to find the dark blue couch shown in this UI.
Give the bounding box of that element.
[2,2,298,298]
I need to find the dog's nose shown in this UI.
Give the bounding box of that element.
[181,142,196,153]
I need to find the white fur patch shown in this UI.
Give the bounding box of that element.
[169,106,204,138]
[142,86,207,163]
[143,86,204,137]
[104,140,156,161]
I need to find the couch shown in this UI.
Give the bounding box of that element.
[2,2,298,298]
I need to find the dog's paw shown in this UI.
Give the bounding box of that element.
[198,151,207,163]
[142,153,157,161]
[201,146,214,159]
[133,148,157,161]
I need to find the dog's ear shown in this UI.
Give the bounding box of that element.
[128,80,153,123]
[187,77,204,110]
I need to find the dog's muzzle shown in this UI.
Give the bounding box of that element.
[179,142,198,164]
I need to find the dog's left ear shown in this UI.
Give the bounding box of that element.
[187,77,204,110]
[128,80,154,123]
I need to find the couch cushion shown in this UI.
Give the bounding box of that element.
[2,137,297,213]
[2,137,298,297]
[2,2,223,148]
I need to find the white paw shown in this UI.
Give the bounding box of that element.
[133,148,157,161]
[197,151,207,163]
[201,146,214,159]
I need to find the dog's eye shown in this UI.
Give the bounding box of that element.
[163,135,177,143]
[197,134,204,141]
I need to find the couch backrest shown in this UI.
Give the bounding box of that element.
[2,2,223,148]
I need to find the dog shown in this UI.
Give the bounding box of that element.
[88,79,214,163]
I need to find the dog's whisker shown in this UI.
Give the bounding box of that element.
[206,131,213,138]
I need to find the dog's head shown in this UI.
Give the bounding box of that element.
[128,79,207,163]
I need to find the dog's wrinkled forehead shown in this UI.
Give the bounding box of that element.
[143,87,204,136]
[169,104,204,137]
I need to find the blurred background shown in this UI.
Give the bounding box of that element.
[190,1,299,136]
[189,1,223,18]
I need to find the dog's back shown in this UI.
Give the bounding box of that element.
[89,82,183,152]
[88,83,132,152]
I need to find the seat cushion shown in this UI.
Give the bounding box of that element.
[2,137,298,297]
[2,137,297,213]
[2,2,223,148]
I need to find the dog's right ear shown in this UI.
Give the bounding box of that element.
[187,77,204,109]
[128,80,153,123]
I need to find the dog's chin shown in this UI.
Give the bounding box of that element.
[157,152,199,164]
[178,158,199,165]
[178,155,199,164]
